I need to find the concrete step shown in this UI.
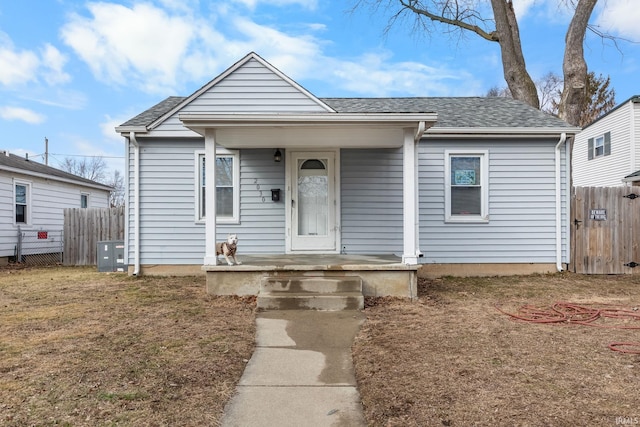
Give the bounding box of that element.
[258,276,364,311]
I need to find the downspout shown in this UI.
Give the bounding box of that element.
[129,132,141,276]
[555,132,567,272]
[414,121,427,259]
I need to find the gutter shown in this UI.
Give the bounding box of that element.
[129,132,141,276]
[555,132,567,272]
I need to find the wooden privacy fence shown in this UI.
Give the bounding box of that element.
[571,187,640,274]
[63,207,125,266]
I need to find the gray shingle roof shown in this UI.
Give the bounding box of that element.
[0,152,113,190]
[119,96,186,127]
[624,169,640,179]
[322,97,574,129]
[120,95,574,130]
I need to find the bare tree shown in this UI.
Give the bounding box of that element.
[59,157,108,183]
[59,156,125,207]
[537,72,564,114]
[107,169,125,207]
[488,70,616,126]
[354,0,599,126]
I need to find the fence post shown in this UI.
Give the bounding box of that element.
[16,226,22,263]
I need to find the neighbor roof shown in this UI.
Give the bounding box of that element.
[0,151,113,191]
[119,96,575,131]
[623,169,640,182]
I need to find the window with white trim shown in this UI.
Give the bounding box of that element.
[14,180,31,225]
[80,193,89,208]
[196,150,240,223]
[588,132,611,160]
[445,150,489,222]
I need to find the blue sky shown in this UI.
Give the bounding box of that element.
[1,0,639,178]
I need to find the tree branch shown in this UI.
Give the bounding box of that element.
[398,0,499,42]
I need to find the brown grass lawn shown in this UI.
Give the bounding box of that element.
[2,267,640,426]
[0,266,255,426]
[354,273,640,427]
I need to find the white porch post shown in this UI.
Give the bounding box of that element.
[204,128,218,265]
[402,127,420,264]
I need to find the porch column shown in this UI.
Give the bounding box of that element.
[204,128,218,265]
[402,127,420,264]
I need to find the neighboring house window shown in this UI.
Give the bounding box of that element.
[195,150,240,223]
[14,181,31,225]
[445,150,489,223]
[588,132,611,160]
[80,193,89,208]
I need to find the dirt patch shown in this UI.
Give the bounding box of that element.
[354,273,640,426]
[0,267,255,426]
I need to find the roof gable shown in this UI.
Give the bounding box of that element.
[141,52,334,132]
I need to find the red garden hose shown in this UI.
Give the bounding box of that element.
[495,302,640,353]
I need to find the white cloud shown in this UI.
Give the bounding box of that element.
[322,52,479,97]
[0,41,39,86]
[61,2,196,93]
[60,2,327,94]
[595,0,640,39]
[100,114,127,143]
[231,0,317,10]
[41,44,71,85]
[511,0,573,23]
[58,1,479,98]
[0,106,46,124]
[0,32,71,88]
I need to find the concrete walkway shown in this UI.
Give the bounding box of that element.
[220,310,367,427]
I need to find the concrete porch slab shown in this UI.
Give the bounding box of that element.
[202,254,418,298]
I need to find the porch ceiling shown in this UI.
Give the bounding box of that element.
[179,112,437,148]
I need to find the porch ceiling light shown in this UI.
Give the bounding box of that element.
[274,149,282,162]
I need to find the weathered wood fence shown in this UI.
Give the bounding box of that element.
[63,207,125,266]
[571,187,640,274]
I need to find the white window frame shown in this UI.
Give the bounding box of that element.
[14,179,32,226]
[80,192,90,208]
[444,150,489,223]
[195,149,240,224]
[593,134,605,158]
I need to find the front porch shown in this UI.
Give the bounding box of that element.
[202,254,418,298]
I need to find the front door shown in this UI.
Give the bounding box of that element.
[290,151,337,251]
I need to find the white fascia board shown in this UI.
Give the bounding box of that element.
[0,165,114,191]
[115,126,148,135]
[179,112,437,128]
[425,126,581,138]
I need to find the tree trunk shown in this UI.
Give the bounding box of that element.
[559,0,597,126]
[490,0,539,109]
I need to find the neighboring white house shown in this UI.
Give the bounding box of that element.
[116,52,579,293]
[0,151,112,263]
[573,95,640,187]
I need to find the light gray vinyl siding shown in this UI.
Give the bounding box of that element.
[236,149,286,253]
[341,148,404,254]
[0,171,109,257]
[419,139,568,264]
[573,101,633,186]
[127,139,201,264]
[126,140,285,265]
[0,174,15,257]
[151,58,328,137]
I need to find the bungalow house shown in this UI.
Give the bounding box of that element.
[0,150,112,264]
[116,52,579,297]
[573,95,640,187]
